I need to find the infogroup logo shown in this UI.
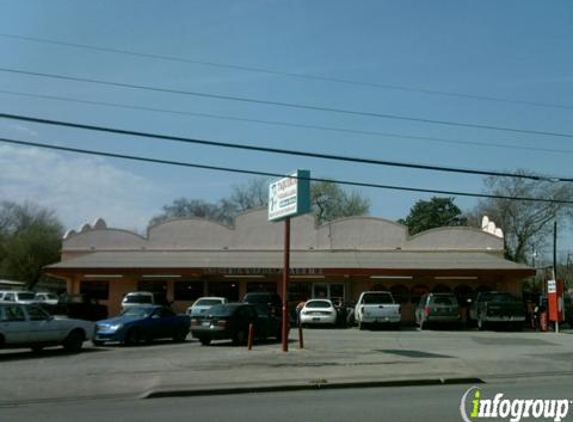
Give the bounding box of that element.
[460,387,570,422]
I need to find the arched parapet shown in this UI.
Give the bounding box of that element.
[232,208,317,249]
[404,227,503,251]
[147,218,233,249]
[317,217,408,249]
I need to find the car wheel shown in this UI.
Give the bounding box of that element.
[63,330,84,353]
[173,327,189,343]
[124,329,140,346]
[199,337,211,346]
[31,345,44,353]
[233,329,247,346]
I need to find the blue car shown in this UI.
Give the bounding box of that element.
[93,305,190,346]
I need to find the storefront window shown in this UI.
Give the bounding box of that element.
[410,284,429,304]
[432,284,452,293]
[391,284,410,304]
[80,281,109,300]
[209,282,240,301]
[454,284,473,305]
[174,281,204,301]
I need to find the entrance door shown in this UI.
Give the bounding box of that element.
[312,283,345,303]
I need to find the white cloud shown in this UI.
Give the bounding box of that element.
[0,145,158,232]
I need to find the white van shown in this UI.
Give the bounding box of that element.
[1,291,38,304]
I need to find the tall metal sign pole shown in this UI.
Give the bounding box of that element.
[282,217,290,352]
[268,170,311,353]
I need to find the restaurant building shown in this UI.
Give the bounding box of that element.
[45,208,534,321]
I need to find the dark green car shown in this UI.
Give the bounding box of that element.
[415,293,461,330]
[190,303,283,346]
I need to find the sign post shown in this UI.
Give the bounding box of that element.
[268,170,311,352]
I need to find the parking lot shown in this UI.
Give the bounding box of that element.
[2,325,573,405]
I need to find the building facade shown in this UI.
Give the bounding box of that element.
[45,208,534,321]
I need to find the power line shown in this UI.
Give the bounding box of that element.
[1,136,571,205]
[1,32,571,112]
[2,89,573,155]
[2,67,573,139]
[1,112,571,182]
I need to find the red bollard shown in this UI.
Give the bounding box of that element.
[248,323,254,350]
[298,324,304,349]
[539,311,548,332]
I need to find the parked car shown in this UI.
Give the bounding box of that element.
[0,303,93,353]
[190,303,283,346]
[42,294,108,321]
[354,291,401,330]
[299,299,337,327]
[415,292,461,329]
[242,292,282,316]
[469,291,525,330]
[1,290,37,304]
[121,291,169,311]
[34,292,60,305]
[186,297,228,317]
[93,305,190,346]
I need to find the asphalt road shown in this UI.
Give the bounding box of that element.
[3,376,573,422]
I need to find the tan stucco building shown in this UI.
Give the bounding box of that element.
[45,208,534,321]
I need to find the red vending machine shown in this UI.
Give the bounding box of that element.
[547,279,565,331]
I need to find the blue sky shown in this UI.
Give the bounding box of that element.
[0,1,572,259]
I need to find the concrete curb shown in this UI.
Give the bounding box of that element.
[143,377,485,399]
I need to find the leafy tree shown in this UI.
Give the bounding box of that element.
[398,197,467,236]
[312,180,370,225]
[470,170,573,264]
[0,201,63,289]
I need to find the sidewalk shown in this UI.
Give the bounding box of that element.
[2,328,572,405]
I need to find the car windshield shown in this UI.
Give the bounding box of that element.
[481,293,520,303]
[363,293,393,304]
[432,296,456,305]
[305,300,331,308]
[124,295,153,304]
[205,304,235,316]
[195,299,223,307]
[244,295,271,304]
[121,307,153,318]
[17,293,36,301]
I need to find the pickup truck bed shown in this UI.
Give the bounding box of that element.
[354,291,401,330]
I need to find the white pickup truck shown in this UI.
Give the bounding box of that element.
[0,303,94,353]
[354,291,401,330]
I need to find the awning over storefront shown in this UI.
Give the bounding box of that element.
[46,249,534,278]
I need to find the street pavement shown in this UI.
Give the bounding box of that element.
[1,326,572,405]
[5,377,573,422]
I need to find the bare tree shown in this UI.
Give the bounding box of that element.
[471,170,573,263]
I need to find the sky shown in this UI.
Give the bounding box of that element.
[0,1,572,259]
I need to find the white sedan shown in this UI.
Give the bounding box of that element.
[0,303,93,353]
[300,299,338,327]
[186,297,228,317]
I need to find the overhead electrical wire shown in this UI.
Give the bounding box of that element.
[2,67,573,139]
[1,32,571,111]
[1,112,571,182]
[2,89,572,155]
[0,136,571,205]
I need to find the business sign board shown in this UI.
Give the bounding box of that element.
[268,169,311,221]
